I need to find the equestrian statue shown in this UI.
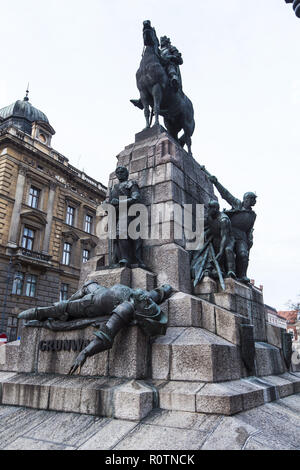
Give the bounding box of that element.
[131,20,195,155]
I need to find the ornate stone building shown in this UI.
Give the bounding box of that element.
[0,93,106,341]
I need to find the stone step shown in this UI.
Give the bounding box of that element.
[255,342,286,377]
[2,370,299,421]
[154,372,300,416]
[151,327,244,383]
[165,292,249,346]
[0,372,154,421]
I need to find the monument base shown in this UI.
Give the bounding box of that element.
[1,128,298,421]
[1,272,299,420]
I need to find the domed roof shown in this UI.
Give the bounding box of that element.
[0,97,49,124]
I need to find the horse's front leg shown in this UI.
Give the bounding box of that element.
[152,84,162,126]
[140,93,150,129]
[143,104,151,129]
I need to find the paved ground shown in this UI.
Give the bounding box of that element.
[0,394,300,450]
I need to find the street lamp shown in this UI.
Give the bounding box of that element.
[285,0,300,18]
[0,258,23,338]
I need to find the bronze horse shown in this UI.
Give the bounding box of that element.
[133,20,195,155]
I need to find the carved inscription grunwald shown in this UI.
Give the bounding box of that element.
[39,339,91,352]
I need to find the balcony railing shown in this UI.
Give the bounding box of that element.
[17,248,52,263]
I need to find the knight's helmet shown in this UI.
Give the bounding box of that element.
[160,36,171,48]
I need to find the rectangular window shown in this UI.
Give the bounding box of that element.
[82,249,90,264]
[66,206,75,226]
[28,186,40,209]
[12,272,24,295]
[25,274,37,297]
[21,227,35,251]
[7,317,18,342]
[62,242,72,265]
[84,214,93,234]
[60,283,69,301]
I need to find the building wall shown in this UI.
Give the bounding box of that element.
[267,312,287,329]
[0,126,106,340]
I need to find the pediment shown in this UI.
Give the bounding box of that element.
[62,229,80,242]
[81,237,97,249]
[20,210,47,226]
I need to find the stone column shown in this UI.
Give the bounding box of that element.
[42,182,56,254]
[7,165,27,248]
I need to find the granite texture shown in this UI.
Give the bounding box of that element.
[1,392,300,450]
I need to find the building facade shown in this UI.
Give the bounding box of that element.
[265,304,287,329]
[0,94,106,341]
[277,310,300,342]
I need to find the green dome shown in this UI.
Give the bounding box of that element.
[0,98,49,124]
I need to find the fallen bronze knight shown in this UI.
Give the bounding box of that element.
[18,280,172,374]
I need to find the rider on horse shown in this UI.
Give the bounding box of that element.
[131,32,184,110]
[159,35,183,92]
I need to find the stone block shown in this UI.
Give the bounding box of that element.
[196,382,244,415]
[213,293,237,312]
[112,380,154,421]
[1,373,60,409]
[251,286,264,304]
[222,278,253,299]
[131,268,156,291]
[0,371,18,402]
[145,243,191,294]
[239,324,256,375]
[266,323,283,349]
[108,325,149,379]
[152,163,169,185]
[137,167,153,188]
[200,300,216,334]
[135,125,166,143]
[196,378,269,415]
[145,220,185,248]
[170,327,241,382]
[1,373,147,418]
[37,326,109,377]
[129,156,147,173]
[235,295,252,318]
[228,378,266,410]
[86,267,131,288]
[260,374,294,398]
[167,292,202,327]
[170,163,185,189]
[139,185,153,205]
[153,181,183,205]
[158,380,205,412]
[18,325,41,373]
[97,378,126,417]
[0,341,19,372]
[193,276,217,295]
[131,146,148,161]
[279,372,300,393]
[0,371,18,382]
[117,153,131,167]
[244,376,278,403]
[255,342,286,377]
[79,255,105,287]
[0,345,6,367]
[48,376,108,415]
[215,307,247,345]
[151,327,186,380]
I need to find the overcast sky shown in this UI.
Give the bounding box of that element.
[0,0,299,310]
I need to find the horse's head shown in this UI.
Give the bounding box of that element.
[143,20,159,51]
